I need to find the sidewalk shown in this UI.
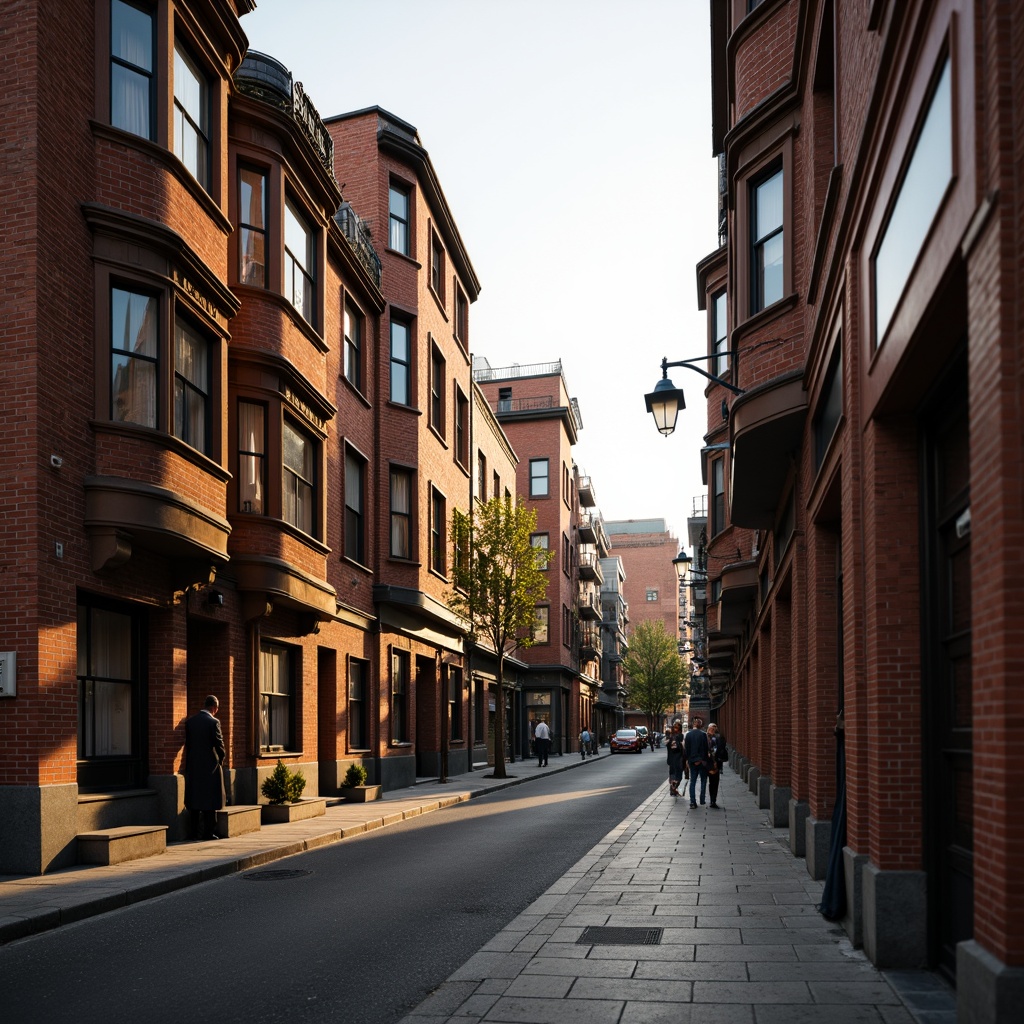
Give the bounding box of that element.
[0,750,604,946]
[400,766,957,1024]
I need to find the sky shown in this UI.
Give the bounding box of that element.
[240,0,719,546]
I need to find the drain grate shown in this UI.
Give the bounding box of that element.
[242,869,312,882]
[577,926,663,946]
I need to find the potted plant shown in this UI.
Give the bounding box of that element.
[339,762,382,802]
[260,760,326,823]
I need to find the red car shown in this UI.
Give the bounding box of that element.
[610,729,642,753]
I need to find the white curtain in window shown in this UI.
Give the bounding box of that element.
[238,402,264,513]
[111,1,152,137]
[391,471,411,556]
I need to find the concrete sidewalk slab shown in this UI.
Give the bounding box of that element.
[398,767,956,1024]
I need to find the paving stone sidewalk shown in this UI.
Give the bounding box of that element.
[401,767,956,1024]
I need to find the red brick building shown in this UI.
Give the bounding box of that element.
[680,1,1024,1015]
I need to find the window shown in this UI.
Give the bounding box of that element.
[497,386,512,412]
[447,666,462,741]
[529,458,549,497]
[430,344,445,434]
[173,43,209,189]
[77,597,143,789]
[239,167,267,286]
[455,388,469,466]
[533,606,549,644]
[389,184,410,255]
[390,468,413,559]
[874,57,952,345]
[284,198,315,324]
[531,532,550,570]
[283,420,315,536]
[391,648,410,742]
[646,588,659,602]
[477,451,487,501]
[390,317,411,405]
[814,346,843,470]
[259,642,293,751]
[110,0,154,139]
[344,448,366,564]
[111,286,158,428]
[563,606,573,648]
[493,470,500,501]
[455,287,468,345]
[430,487,446,576]
[348,658,368,750]
[751,167,784,312]
[563,533,570,574]
[238,401,265,513]
[712,290,729,377]
[711,458,726,536]
[430,233,444,301]
[344,302,362,390]
[173,319,210,455]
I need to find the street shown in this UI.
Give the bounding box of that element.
[0,752,667,1024]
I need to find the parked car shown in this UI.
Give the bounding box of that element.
[610,729,642,754]
[635,726,650,749]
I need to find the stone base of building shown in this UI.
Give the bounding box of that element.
[769,785,790,827]
[756,774,771,809]
[789,799,808,857]
[747,765,761,795]
[957,939,1024,1024]
[0,783,79,875]
[842,845,868,947]
[862,862,927,967]
[805,815,831,880]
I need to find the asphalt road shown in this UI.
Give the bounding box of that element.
[0,749,667,1024]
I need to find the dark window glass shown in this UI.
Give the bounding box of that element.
[239,167,267,286]
[344,450,365,563]
[111,287,158,428]
[344,303,362,389]
[390,319,410,405]
[348,658,368,749]
[389,185,410,254]
[111,0,153,139]
[174,319,210,455]
[752,168,784,312]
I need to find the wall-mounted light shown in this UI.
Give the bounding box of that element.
[644,355,744,437]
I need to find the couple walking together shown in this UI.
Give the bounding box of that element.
[665,717,727,807]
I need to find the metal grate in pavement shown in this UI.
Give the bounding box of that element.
[577,926,663,945]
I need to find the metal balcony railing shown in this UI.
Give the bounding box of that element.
[335,203,382,287]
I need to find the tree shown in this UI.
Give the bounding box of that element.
[622,620,686,734]
[447,497,553,779]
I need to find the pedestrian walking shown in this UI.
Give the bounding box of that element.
[183,694,226,840]
[706,722,728,808]
[665,720,685,797]
[579,727,591,759]
[683,715,710,807]
[534,718,551,766]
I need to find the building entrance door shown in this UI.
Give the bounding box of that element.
[922,366,972,979]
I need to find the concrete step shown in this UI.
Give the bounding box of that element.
[216,805,262,838]
[77,825,168,866]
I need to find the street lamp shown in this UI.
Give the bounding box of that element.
[644,355,744,437]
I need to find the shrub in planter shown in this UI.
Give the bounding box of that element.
[261,759,306,805]
[343,763,368,788]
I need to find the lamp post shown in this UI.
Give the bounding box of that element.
[674,542,711,725]
[644,355,743,437]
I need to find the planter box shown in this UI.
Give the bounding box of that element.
[261,797,327,824]
[340,785,382,803]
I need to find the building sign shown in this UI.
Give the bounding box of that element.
[528,692,551,705]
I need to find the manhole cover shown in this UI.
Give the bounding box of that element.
[577,926,663,945]
[242,869,312,882]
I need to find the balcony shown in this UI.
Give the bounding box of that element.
[578,588,601,621]
[578,511,597,544]
[335,203,381,287]
[577,475,596,507]
[580,627,602,658]
[578,550,604,584]
[730,370,807,528]
[717,559,759,635]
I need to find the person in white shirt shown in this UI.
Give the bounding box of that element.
[534,719,551,766]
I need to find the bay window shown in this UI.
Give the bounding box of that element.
[173,42,210,189]
[110,0,154,139]
[283,419,315,536]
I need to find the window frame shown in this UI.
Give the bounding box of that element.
[529,457,549,498]
[390,466,414,560]
[531,532,550,570]
[711,288,729,378]
[454,386,469,468]
[750,165,785,313]
[711,457,726,537]
[429,230,445,304]
[430,486,447,577]
[110,284,159,429]
[259,640,295,753]
[391,647,410,744]
[454,285,469,348]
[110,0,155,141]
[282,417,317,538]
[173,315,211,456]
[344,445,367,565]
[447,666,463,741]
[237,400,266,514]
[388,182,411,256]
[284,196,316,327]
[429,341,445,437]
[238,165,268,288]
[389,315,412,406]
[172,39,210,190]
[343,299,364,392]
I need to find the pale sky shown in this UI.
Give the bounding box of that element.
[241,0,718,545]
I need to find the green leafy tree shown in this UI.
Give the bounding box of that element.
[622,620,686,734]
[448,497,553,779]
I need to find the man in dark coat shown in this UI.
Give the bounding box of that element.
[683,716,710,808]
[184,695,226,840]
